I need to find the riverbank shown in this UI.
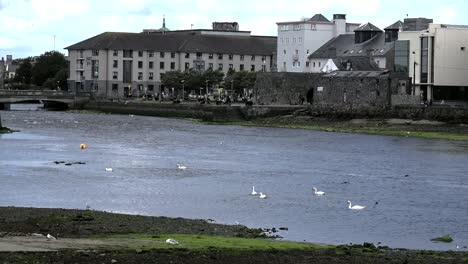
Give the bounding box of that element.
[222,116,468,141]
[0,127,13,134]
[0,207,467,263]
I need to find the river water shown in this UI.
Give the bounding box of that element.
[1,104,467,250]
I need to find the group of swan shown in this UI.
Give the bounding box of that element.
[251,186,267,199]
[312,186,365,210]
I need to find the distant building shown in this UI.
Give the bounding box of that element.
[308,21,402,73]
[276,14,360,72]
[396,23,468,103]
[66,19,276,99]
[402,17,433,32]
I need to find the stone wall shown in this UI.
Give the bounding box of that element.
[391,94,421,106]
[255,72,397,108]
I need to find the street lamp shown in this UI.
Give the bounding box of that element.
[230,80,234,96]
[181,80,185,101]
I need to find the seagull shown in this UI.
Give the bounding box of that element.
[105,168,113,172]
[47,234,56,240]
[259,192,267,199]
[347,201,366,210]
[313,187,325,196]
[251,186,258,196]
[177,164,187,170]
[165,238,179,245]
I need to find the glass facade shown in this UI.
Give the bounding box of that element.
[394,40,409,72]
[420,37,428,83]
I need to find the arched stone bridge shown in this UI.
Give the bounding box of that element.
[0,90,91,110]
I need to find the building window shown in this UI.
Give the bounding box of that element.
[123,50,133,58]
[251,55,255,61]
[79,50,84,58]
[138,51,143,57]
[262,56,266,63]
[209,53,213,59]
[113,50,118,56]
[149,72,154,80]
[318,62,321,67]
[112,71,118,80]
[293,38,296,43]
[185,53,190,58]
[218,63,223,70]
[218,54,223,60]
[92,50,99,56]
[299,37,302,43]
[170,62,175,70]
[112,84,118,91]
[138,72,143,80]
[149,51,154,57]
[160,62,165,69]
[171,52,176,58]
[306,61,310,67]
[185,62,190,70]
[148,85,154,91]
[196,52,202,59]
[394,40,409,73]
[208,63,213,69]
[283,50,286,55]
[240,64,244,71]
[229,64,234,69]
[138,61,143,68]
[160,52,165,58]
[149,61,154,69]
[240,55,244,61]
[250,65,255,71]
[420,37,429,83]
[229,54,234,60]
[313,62,316,67]
[113,60,118,68]
[261,65,266,72]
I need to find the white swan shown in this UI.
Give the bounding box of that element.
[105,168,113,172]
[259,192,267,199]
[347,200,366,210]
[165,238,179,245]
[177,164,187,170]
[251,186,258,196]
[313,187,325,196]
[47,234,56,240]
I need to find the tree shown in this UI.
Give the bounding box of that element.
[32,51,67,87]
[224,70,256,94]
[14,58,33,84]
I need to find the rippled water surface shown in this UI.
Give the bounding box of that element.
[1,104,468,250]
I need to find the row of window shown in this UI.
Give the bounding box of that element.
[280,37,303,44]
[87,50,266,61]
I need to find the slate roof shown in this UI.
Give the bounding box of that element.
[66,32,277,55]
[354,22,382,32]
[324,71,389,78]
[308,32,393,59]
[385,20,403,30]
[309,14,330,22]
[331,57,381,71]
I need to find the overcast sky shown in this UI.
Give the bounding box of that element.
[0,0,466,59]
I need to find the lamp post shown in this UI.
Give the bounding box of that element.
[230,80,234,97]
[181,80,185,101]
[205,80,208,96]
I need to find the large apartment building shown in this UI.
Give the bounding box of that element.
[276,14,360,72]
[396,23,468,102]
[66,22,276,98]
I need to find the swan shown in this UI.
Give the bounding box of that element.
[313,187,325,196]
[347,201,366,210]
[47,234,56,240]
[259,192,267,199]
[251,186,258,196]
[177,164,187,170]
[105,168,113,172]
[165,238,179,245]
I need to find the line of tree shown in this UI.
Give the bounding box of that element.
[161,68,257,95]
[9,51,68,90]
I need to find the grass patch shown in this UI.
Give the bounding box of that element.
[431,235,453,243]
[100,234,334,251]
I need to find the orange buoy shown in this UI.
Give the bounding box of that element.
[80,143,86,149]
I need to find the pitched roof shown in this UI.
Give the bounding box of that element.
[331,57,381,71]
[308,32,393,59]
[324,71,390,78]
[309,14,330,22]
[385,20,403,30]
[65,32,277,55]
[354,22,382,32]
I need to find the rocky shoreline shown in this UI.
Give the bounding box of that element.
[0,207,467,263]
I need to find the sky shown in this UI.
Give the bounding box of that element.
[0,0,466,59]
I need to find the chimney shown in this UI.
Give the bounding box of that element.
[333,14,347,37]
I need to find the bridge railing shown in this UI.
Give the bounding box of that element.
[0,89,91,98]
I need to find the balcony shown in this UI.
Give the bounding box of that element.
[76,65,84,71]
